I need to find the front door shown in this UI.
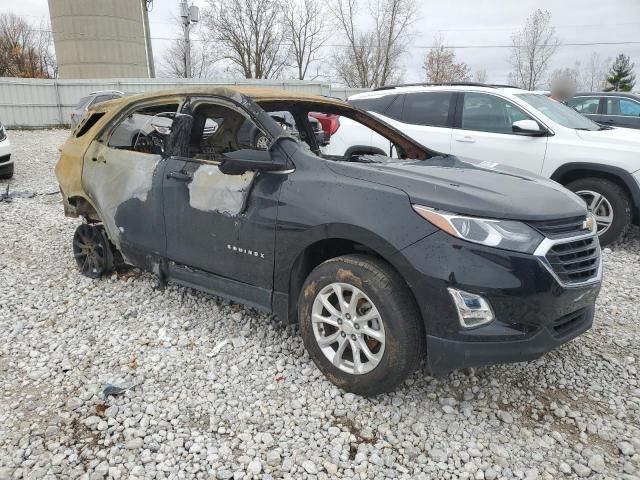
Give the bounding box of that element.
[451,92,548,174]
[162,98,284,308]
[82,100,181,268]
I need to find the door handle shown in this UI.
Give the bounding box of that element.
[166,171,192,182]
[456,136,475,143]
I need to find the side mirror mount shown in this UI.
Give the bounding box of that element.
[512,119,545,136]
[218,136,294,175]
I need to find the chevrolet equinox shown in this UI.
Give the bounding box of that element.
[55,87,602,396]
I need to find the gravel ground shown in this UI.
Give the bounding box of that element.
[1,129,639,480]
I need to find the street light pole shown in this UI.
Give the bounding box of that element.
[180,0,199,78]
[142,0,155,78]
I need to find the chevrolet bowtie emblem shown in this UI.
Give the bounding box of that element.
[583,216,594,231]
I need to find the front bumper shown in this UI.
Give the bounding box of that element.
[395,230,601,374]
[427,305,594,373]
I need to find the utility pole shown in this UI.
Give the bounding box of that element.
[142,0,155,78]
[180,0,199,78]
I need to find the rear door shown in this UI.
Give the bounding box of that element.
[82,100,181,266]
[451,92,548,173]
[376,91,455,153]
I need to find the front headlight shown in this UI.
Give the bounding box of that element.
[0,124,5,142]
[413,205,544,254]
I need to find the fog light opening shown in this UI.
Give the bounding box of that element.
[447,288,495,329]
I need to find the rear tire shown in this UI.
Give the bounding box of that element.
[298,254,425,396]
[565,177,631,246]
[72,224,115,278]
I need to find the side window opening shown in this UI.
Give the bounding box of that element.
[75,112,105,137]
[349,95,398,115]
[461,93,533,134]
[569,97,600,114]
[185,102,268,161]
[107,103,179,153]
[618,98,640,116]
[401,92,453,127]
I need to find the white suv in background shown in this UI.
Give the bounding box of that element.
[340,84,640,245]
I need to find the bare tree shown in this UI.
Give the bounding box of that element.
[422,34,471,83]
[330,0,417,88]
[474,68,488,84]
[581,52,610,91]
[509,9,559,90]
[283,0,328,80]
[0,13,56,78]
[159,19,216,78]
[203,0,287,79]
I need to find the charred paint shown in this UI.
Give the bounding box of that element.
[187,164,255,215]
[82,142,162,249]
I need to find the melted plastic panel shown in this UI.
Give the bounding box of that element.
[82,141,161,248]
[187,164,256,215]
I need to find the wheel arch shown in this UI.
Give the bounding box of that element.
[550,162,640,223]
[65,194,101,222]
[274,235,420,325]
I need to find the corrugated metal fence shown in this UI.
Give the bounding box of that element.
[0,77,368,128]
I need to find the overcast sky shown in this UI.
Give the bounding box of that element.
[2,0,639,85]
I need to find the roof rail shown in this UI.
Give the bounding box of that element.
[489,84,520,88]
[372,82,494,91]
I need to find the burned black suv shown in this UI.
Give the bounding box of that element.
[56,87,602,396]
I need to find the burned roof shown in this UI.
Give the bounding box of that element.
[93,86,349,112]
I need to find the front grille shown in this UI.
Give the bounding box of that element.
[545,237,599,284]
[552,308,588,338]
[529,216,588,238]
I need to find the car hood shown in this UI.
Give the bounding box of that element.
[327,155,587,221]
[575,126,640,148]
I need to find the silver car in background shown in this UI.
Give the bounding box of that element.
[70,90,125,127]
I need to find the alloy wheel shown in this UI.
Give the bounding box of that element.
[73,224,110,279]
[311,282,385,375]
[576,190,613,236]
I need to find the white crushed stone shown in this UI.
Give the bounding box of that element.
[1,129,639,479]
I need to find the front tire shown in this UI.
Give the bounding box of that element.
[298,254,425,396]
[565,177,631,246]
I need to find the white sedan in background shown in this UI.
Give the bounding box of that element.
[0,121,12,179]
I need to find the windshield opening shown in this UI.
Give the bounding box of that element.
[516,93,600,131]
[256,100,434,162]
